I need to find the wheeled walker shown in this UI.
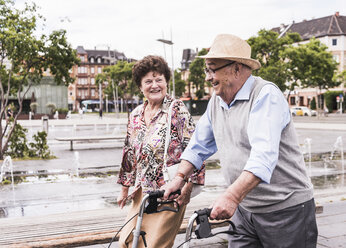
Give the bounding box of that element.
[131,189,181,248]
[182,208,237,248]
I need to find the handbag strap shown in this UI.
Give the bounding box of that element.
[163,99,177,172]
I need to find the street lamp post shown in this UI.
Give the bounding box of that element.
[157,38,175,98]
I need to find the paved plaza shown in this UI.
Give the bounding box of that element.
[0,113,345,247]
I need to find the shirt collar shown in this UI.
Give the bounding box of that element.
[218,75,254,109]
[139,94,172,117]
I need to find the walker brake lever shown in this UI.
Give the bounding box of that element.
[144,189,181,214]
[195,208,237,239]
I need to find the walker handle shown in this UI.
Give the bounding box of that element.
[195,208,212,217]
[148,189,181,198]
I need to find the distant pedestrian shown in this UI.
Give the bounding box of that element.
[6,104,13,121]
[78,108,83,119]
[6,108,12,118]
[99,108,103,119]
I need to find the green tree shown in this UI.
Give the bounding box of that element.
[310,97,316,110]
[247,29,301,91]
[96,61,136,115]
[188,48,208,99]
[171,69,186,98]
[283,38,339,108]
[0,0,79,159]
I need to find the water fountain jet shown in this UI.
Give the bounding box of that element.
[0,156,14,190]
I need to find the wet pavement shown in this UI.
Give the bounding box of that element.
[0,113,346,247]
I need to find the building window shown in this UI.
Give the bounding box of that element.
[98,67,102,74]
[90,57,94,63]
[97,57,101,63]
[290,96,295,105]
[80,56,85,62]
[91,67,95,74]
[332,39,337,46]
[91,89,95,96]
[78,78,87,85]
[78,67,87,74]
[91,78,95,84]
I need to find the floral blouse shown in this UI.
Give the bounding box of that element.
[117,95,205,195]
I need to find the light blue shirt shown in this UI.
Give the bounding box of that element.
[181,75,291,184]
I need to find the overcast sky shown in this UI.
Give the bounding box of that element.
[15,0,345,68]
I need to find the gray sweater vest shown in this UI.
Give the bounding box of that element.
[210,76,313,213]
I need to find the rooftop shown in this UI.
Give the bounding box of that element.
[272,12,346,40]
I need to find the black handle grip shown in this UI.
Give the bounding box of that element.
[148,189,181,198]
[195,208,212,217]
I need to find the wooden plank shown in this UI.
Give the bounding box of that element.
[0,200,324,247]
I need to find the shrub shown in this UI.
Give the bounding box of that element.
[46,102,56,114]
[5,122,52,159]
[56,108,68,114]
[310,97,316,110]
[5,122,29,158]
[29,131,51,159]
[30,102,39,113]
[324,91,345,112]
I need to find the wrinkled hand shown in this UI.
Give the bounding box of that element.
[210,190,240,220]
[161,177,186,201]
[177,182,193,206]
[117,187,129,209]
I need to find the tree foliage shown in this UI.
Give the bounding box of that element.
[0,0,79,159]
[283,38,339,90]
[171,69,186,98]
[248,29,340,110]
[247,29,301,91]
[188,48,208,99]
[96,60,136,114]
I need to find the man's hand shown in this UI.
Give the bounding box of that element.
[210,190,239,220]
[176,181,193,206]
[210,170,261,220]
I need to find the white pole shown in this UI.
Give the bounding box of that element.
[171,28,175,98]
[112,80,116,113]
[106,95,108,113]
[99,82,102,112]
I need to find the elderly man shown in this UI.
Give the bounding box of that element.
[163,34,317,247]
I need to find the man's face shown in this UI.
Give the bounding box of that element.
[205,59,236,104]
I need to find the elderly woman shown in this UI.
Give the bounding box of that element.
[117,55,205,248]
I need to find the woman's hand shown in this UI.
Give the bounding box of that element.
[117,186,129,209]
[177,181,193,206]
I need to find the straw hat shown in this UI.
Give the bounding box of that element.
[198,34,261,70]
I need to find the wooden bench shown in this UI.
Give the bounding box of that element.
[55,135,125,150]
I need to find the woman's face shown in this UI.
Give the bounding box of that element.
[140,71,167,105]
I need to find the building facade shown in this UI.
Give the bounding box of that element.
[69,46,131,111]
[272,12,346,108]
[180,48,213,99]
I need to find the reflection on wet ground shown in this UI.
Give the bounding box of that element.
[1,163,345,219]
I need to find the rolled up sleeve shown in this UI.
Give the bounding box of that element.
[181,103,218,170]
[244,85,290,184]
